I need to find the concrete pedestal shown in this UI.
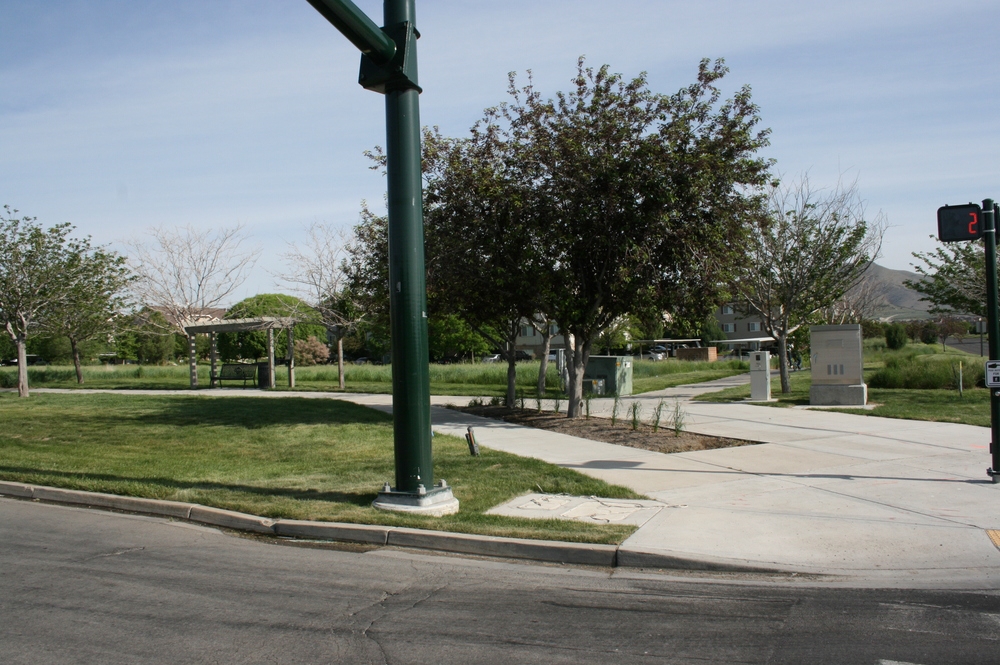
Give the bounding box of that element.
[810,383,868,406]
[373,482,459,516]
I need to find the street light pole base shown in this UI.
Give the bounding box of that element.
[373,481,459,516]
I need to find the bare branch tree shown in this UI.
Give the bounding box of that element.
[732,175,885,393]
[126,224,259,331]
[279,221,364,389]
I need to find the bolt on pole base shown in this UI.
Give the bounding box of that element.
[372,480,459,516]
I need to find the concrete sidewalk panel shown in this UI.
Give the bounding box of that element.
[273,519,390,544]
[31,486,193,519]
[621,501,1000,571]
[188,505,276,534]
[772,434,965,462]
[0,481,34,498]
[673,442,866,476]
[387,527,617,566]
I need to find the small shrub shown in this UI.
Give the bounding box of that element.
[611,394,621,426]
[651,399,665,432]
[489,395,503,406]
[584,392,592,419]
[668,399,686,436]
[553,397,561,414]
[468,397,484,407]
[294,336,330,366]
[885,323,907,350]
[629,402,642,431]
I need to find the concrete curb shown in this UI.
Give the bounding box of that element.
[0,481,780,573]
[616,547,787,574]
[387,527,618,567]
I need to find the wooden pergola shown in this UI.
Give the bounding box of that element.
[182,317,299,389]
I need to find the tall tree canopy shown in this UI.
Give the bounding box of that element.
[422,121,551,406]
[0,206,130,396]
[503,59,772,416]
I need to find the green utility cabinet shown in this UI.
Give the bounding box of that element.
[583,356,633,396]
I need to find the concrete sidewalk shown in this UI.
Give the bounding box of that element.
[349,380,1000,586]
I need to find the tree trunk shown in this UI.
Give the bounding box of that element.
[536,330,553,396]
[503,319,520,408]
[506,353,517,408]
[16,336,29,397]
[778,333,791,394]
[70,337,84,384]
[337,336,345,390]
[565,333,590,418]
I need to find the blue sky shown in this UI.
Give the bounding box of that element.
[2,0,997,304]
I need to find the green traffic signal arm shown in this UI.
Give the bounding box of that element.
[306,0,396,64]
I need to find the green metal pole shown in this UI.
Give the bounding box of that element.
[382,0,432,493]
[986,199,1000,482]
[305,0,396,63]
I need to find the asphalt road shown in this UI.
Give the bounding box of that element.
[2,498,999,665]
[945,337,988,357]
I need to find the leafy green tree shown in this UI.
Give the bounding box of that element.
[0,206,112,396]
[731,177,884,393]
[427,314,490,362]
[905,240,986,316]
[343,205,391,331]
[422,123,552,405]
[217,294,324,361]
[39,246,132,383]
[505,59,772,415]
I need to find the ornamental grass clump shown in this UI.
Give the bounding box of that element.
[629,402,642,431]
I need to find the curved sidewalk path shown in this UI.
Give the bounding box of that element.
[24,380,1000,585]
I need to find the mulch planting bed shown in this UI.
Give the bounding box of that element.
[456,404,758,454]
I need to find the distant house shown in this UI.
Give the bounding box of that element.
[713,303,774,352]
[149,306,226,331]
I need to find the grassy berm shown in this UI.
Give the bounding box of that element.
[0,393,641,544]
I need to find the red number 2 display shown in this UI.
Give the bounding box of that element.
[938,204,984,242]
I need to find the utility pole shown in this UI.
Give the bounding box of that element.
[983,200,1000,483]
[306,0,458,513]
[938,200,1000,482]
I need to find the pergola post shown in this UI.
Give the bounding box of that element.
[209,332,218,388]
[187,334,198,388]
[266,328,276,389]
[286,327,295,388]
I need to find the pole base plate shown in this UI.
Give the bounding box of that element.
[373,484,459,516]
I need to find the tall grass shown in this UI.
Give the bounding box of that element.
[0,361,561,389]
[631,358,748,378]
[299,361,561,388]
[868,353,983,390]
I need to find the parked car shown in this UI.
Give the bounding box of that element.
[644,345,667,361]
[3,355,47,366]
[482,354,501,363]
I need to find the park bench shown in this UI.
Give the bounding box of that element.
[214,363,258,388]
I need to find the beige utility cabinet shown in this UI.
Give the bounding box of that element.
[809,324,867,406]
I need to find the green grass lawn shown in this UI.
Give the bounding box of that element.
[695,343,989,427]
[0,392,641,543]
[2,357,748,397]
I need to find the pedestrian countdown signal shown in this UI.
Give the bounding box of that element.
[938,203,984,242]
